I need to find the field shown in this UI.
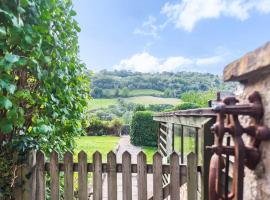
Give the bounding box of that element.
[74,136,120,162]
[128,89,163,96]
[103,89,164,97]
[89,95,180,110]
[89,98,118,110]
[126,96,180,105]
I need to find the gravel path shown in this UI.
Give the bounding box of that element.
[101,135,153,200]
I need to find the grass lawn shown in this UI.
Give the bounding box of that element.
[126,96,180,105]
[174,135,195,154]
[74,136,120,162]
[129,89,163,96]
[142,146,157,163]
[89,98,118,110]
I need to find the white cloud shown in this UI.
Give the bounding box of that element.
[113,52,224,73]
[133,16,160,38]
[196,56,223,65]
[161,0,270,32]
[133,16,169,39]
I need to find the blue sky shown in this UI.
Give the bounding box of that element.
[73,0,270,74]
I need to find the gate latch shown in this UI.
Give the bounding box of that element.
[207,91,270,200]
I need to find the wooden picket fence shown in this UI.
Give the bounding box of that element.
[15,150,199,200]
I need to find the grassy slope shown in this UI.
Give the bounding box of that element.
[129,89,163,96]
[89,98,118,110]
[89,95,180,110]
[103,89,164,97]
[126,96,180,105]
[74,136,120,162]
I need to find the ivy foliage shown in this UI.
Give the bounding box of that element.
[0,0,90,197]
[130,111,158,147]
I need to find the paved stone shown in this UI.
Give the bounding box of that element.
[101,135,154,199]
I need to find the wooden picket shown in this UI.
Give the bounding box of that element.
[18,150,199,200]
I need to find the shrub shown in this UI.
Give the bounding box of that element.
[87,116,123,136]
[173,102,200,110]
[130,111,158,147]
[0,0,90,197]
[180,90,216,107]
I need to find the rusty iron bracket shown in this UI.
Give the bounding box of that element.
[207,91,270,200]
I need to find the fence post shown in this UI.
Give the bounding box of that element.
[78,151,88,200]
[64,151,74,200]
[14,150,37,200]
[200,119,215,200]
[122,151,132,200]
[153,152,163,200]
[50,151,59,200]
[187,152,197,200]
[36,151,45,200]
[137,151,147,200]
[93,151,102,200]
[170,152,180,200]
[107,151,117,200]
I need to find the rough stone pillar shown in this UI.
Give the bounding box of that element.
[224,42,270,200]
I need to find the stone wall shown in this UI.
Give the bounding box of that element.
[224,42,270,200]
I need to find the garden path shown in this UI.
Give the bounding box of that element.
[101,135,154,200]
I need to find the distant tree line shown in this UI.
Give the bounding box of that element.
[90,70,235,98]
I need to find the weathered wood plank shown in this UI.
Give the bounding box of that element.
[153,152,163,200]
[122,151,132,200]
[36,151,45,200]
[107,151,117,200]
[50,151,59,200]
[64,152,74,200]
[160,128,168,136]
[153,112,215,128]
[78,151,88,200]
[170,152,180,200]
[187,153,197,200]
[93,151,102,200]
[200,119,215,200]
[180,125,184,164]
[21,150,37,200]
[137,152,147,200]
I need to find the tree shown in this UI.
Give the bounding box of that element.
[180,90,216,107]
[0,0,90,197]
[121,87,129,97]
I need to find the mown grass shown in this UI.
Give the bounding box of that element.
[74,136,120,162]
[126,96,180,105]
[129,89,163,96]
[142,146,157,163]
[174,135,195,154]
[89,98,118,110]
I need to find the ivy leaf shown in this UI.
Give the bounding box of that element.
[5,54,19,63]
[7,84,16,94]
[0,26,6,38]
[25,35,32,44]
[70,10,77,16]
[1,123,13,134]
[0,96,12,109]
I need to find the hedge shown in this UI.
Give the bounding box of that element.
[130,111,158,146]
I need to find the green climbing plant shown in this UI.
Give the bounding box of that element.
[0,0,90,198]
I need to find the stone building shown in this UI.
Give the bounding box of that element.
[224,41,270,200]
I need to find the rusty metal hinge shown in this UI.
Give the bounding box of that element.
[207,91,270,200]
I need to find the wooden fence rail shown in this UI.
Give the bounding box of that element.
[16,150,199,200]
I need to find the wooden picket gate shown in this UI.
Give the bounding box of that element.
[15,150,199,200]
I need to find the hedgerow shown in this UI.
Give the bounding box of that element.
[130,111,158,147]
[0,0,90,198]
